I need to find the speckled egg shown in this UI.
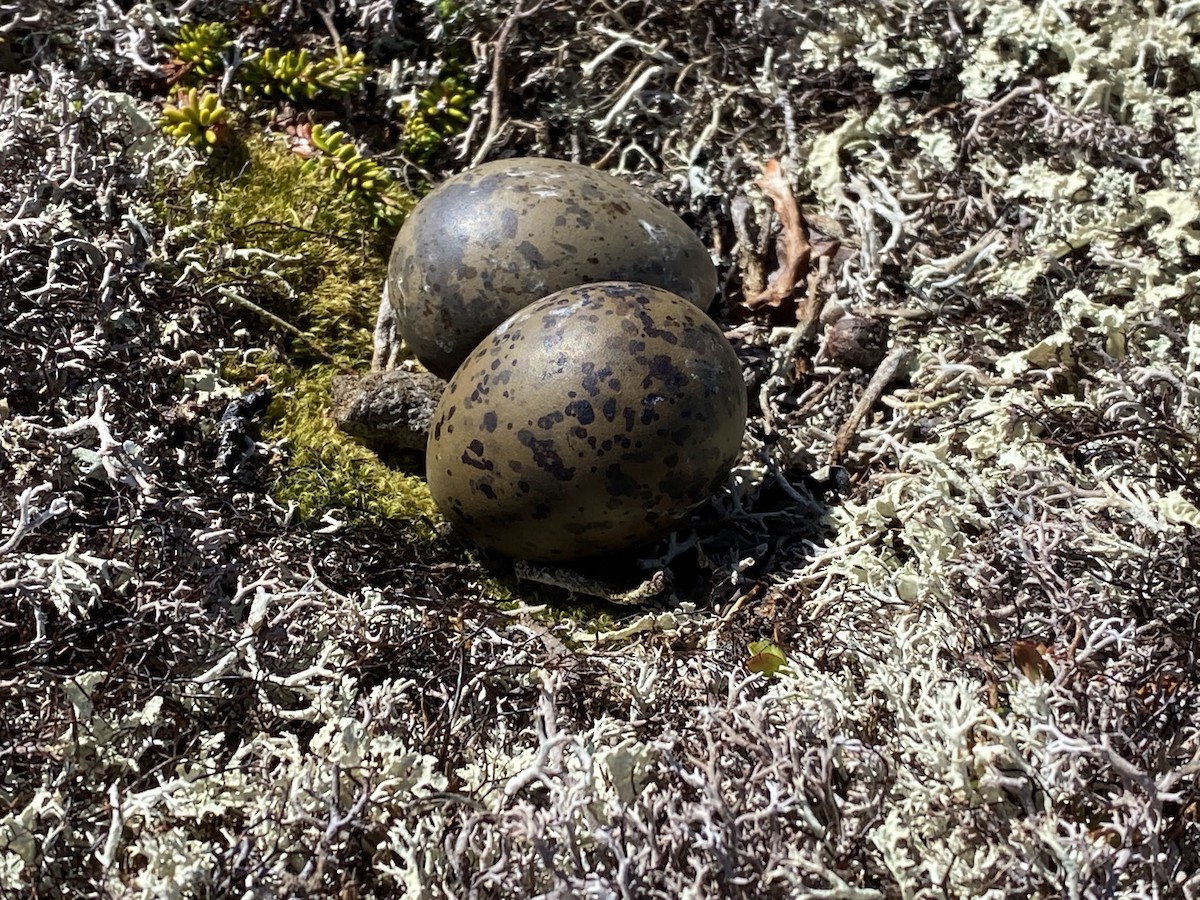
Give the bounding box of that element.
[388,157,717,379]
[426,281,747,562]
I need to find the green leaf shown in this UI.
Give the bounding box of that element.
[746,640,787,676]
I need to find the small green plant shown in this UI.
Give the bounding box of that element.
[745,640,787,676]
[170,22,232,81]
[161,88,228,153]
[429,0,469,38]
[417,76,474,123]
[242,46,367,101]
[401,75,476,162]
[400,112,443,163]
[302,123,406,227]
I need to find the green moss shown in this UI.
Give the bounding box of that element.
[160,135,432,531]
[180,135,409,359]
[255,362,438,529]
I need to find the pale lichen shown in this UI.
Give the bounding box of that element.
[3,2,1199,897]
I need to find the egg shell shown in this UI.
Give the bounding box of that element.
[426,281,747,562]
[388,157,717,380]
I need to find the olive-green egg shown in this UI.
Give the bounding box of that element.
[388,157,717,380]
[426,282,747,562]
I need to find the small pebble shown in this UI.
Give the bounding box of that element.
[825,315,889,370]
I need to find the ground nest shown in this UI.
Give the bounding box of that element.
[1,1,1198,897]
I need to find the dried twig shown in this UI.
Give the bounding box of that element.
[731,195,766,298]
[372,283,401,372]
[469,0,546,166]
[965,81,1042,142]
[829,346,911,465]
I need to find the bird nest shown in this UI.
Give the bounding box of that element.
[1,1,1198,897]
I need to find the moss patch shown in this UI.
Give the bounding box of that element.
[162,135,434,530]
[258,361,438,528]
[186,134,410,359]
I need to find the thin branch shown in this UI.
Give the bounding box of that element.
[829,346,911,465]
[470,0,546,166]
